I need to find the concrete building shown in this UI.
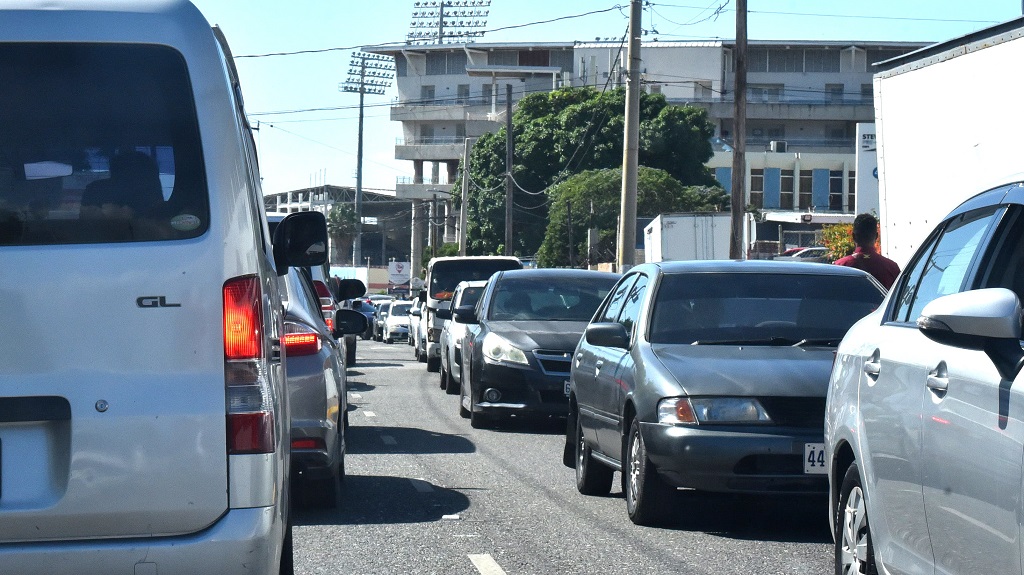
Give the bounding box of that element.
[362,38,928,258]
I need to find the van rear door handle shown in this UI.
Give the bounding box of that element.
[595,360,604,377]
[926,375,949,392]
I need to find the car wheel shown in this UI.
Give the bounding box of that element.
[458,362,471,419]
[386,336,393,344]
[575,414,613,495]
[439,360,448,389]
[836,463,877,575]
[279,520,294,575]
[427,356,440,372]
[444,364,460,396]
[624,418,674,525]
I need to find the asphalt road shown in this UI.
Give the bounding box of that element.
[292,338,835,575]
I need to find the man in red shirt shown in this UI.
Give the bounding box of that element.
[834,213,901,290]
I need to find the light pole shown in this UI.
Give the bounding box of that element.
[341,52,394,265]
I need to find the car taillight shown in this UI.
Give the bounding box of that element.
[313,280,335,312]
[283,322,321,356]
[224,275,275,455]
[292,437,325,450]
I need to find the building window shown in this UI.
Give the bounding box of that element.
[455,123,466,139]
[748,84,783,102]
[847,170,856,211]
[550,49,574,72]
[421,124,435,144]
[861,83,873,103]
[489,50,518,66]
[747,48,768,73]
[804,49,841,73]
[396,57,407,77]
[829,170,844,211]
[648,83,662,94]
[446,51,467,74]
[767,49,803,73]
[695,80,712,99]
[799,170,813,209]
[780,169,795,209]
[420,85,435,104]
[457,84,470,104]
[826,84,845,103]
[519,50,549,67]
[425,52,447,75]
[750,168,764,209]
[482,83,492,102]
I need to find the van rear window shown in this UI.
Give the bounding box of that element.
[0,43,209,245]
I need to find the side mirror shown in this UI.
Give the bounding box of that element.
[410,307,421,317]
[585,322,629,349]
[272,211,328,275]
[418,291,427,303]
[919,287,1024,380]
[435,308,452,320]
[453,305,478,324]
[332,309,369,339]
[330,279,366,301]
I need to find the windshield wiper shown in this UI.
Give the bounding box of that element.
[690,337,802,346]
[792,338,842,347]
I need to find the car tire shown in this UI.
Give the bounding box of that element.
[386,336,393,344]
[835,463,877,575]
[458,362,471,419]
[575,414,613,496]
[624,418,674,526]
[279,520,294,575]
[439,360,448,389]
[444,365,460,396]
[427,356,440,372]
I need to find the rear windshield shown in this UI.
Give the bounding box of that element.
[0,44,209,246]
[428,259,522,301]
[649,272,884,345]
[390,303,412,315]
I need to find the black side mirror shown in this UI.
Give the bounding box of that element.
[330,278,366,301]
[435,308,452,320]
[453,305,478,324]
[585,323,629,349]
[418,291,427,303]
[272,211,328,275]
[332,309,369,339]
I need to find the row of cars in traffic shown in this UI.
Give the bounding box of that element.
[393,185,1024,574]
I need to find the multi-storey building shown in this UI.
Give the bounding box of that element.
[363,38,927,259]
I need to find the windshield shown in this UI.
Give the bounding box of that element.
[428,259,521,301]
[390,303,412,315]
[488,276,616,321]
[649,272,883,345]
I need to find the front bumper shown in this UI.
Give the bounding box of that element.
[470,359,569,418]
[641,422,827,494]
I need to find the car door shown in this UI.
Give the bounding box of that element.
[575,275,636,450]
[914,205,1024,575]
[602,273,648,451]
[863,204,1008,573]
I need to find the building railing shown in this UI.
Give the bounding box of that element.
[396,136,468,146]
[396,176,452,186]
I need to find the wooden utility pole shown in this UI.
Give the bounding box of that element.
[616,0,642,271]
[504,83,514,256]
[730,0,748,259]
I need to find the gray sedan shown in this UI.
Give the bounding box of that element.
[565,260,885,525]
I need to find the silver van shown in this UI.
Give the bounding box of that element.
[0,1,322,573]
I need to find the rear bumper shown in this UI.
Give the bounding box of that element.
[0,506,285,575]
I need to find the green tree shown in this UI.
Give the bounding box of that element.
[536,167,728,268]
[326,203,357,265]
[454,87,719,257]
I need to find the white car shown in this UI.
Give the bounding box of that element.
[437,280,488,395]
[383,300,413,344]
[826,181,1024,574]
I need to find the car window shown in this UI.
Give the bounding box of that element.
[597,274,639,323]
[617,274,648,340]
[649,272,884,344]
[0,43,209,245]
[891,207,1001,323]
[488,276,616,321]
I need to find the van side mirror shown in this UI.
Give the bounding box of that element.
[272,211,328,275]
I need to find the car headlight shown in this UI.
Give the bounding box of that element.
[482,332,529,365]
[657,397,772,425]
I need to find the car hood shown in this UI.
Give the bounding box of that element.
[486,320,589,351]
[649,343,834,397]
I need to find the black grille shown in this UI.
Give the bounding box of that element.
[758,396,826,428]
[532,349,571,375]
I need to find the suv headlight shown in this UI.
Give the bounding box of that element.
[482,332,529,365]
[657,397,771,425]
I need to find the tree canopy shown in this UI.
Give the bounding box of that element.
[536,167,729,268]
[455,86,721,257]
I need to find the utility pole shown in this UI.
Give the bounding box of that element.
[341,52,394,265]
[567,200,574,268]
[616,0,642,271]
[459,137,475,256]
[504,83,514,256]
[730,0,748,259]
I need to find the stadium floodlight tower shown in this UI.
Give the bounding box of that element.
[407,0,491,45]
[340,52,394,265]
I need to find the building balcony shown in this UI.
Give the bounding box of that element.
[391,100,506,123]
[395,178,454,200]
[395,137,465,161]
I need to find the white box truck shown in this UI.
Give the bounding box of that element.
[874,18,1024,267]
[644,213,737,262]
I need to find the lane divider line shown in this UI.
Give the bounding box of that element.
[468,554,508,575]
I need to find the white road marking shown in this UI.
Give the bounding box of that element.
[363,411,376,417]
[442,514,460,520]
[381,435,398,445]
[409,478,434,493]
[468,554,508,575]
[349,393,362,399]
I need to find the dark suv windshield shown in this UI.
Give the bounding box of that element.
[0,44,209,245]
[649,272,884,345]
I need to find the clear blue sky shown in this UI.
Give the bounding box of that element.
[188,0,1020,197]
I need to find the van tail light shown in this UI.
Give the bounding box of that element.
[224,276,275,455]
[283,322,321,356]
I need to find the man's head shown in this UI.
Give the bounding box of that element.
[852,213,879,248]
